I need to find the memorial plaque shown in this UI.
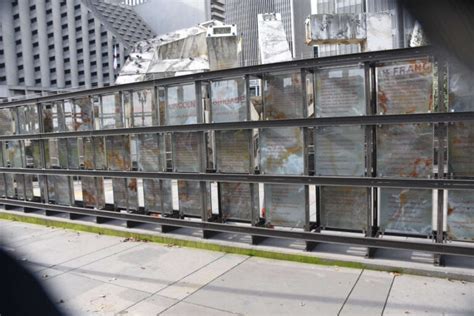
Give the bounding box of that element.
[215,130,251,173]
[377,124,433,178]
[379,188,432,235]
[166,84,197,125]
[315,65,366,117]
[377,58,434,114]
[81,176,106,209]
[18,105,39,134]
[263,72,304,119]
[265,184,306,228]
[178,180,210,217]
[143,179,173,214]
[219,182,258,222]
[174,132,201,172]
[98,93,124,129]
[211,78,247,123]
[260,127,304,175]
[137,133,163,171]
[112,178,138,211]
[0,108,15,135]
[49,175,74,206]
[314,125,365,176]
[320,186,368,231]
[447,190,474,241]
[448,121,474,177]
[132,89,156,127]
[24,140,42,168]
[106,135,131,171]
[449,61,474,112]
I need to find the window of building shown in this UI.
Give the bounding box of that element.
[65,80,71,85]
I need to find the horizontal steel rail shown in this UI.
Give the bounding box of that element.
[0,111,473,141]
[0,46,433,108]
[2,168,474,190]
[0,198,472,257]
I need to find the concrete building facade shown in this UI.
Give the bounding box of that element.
[0,0,155,101]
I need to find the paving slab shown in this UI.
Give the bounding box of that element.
[73,243,226,294]
[119,294,178,315]
[185,257,361,316]
[383,274,474,315]
[0,220,60,247]
[161,301,239,316]
[340,270,394,316]
[158,253,248,300]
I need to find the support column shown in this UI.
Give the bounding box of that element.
[52,0,65,88]
[107,33,115,85]
[0,0,18,86]
[119,43,125,69]
[36,0,51,88]
[18,0,35,86]
[66,0,79,88]
[94,19,104,87]
[81,5,91,88]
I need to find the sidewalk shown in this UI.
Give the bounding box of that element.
[1,219,473,315]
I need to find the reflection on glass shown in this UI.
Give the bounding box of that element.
[379,188,432,235]
[137,134,163,172]
[0,108,16,135]
[166,84,197,125]
[24,140,42,168]
[447,190,474,241]
[315,65,366,117]
[314,125,365,176]
[263,72,303,119]
[97,93,124,129]
[264,184,306,228]
[377,124,432,178]
[377,58,434,114]
[215,130,251,173]
[132,89,156,127]
[63,98,93,131]
[211,78,247,122]
[112,178,138,211]
[449,61,474,112]
[448,121,474,177]
[18,105,39,134]
[260,127,304,175]
[48,175,74,206]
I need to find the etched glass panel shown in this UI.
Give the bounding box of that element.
[174,132,201,172]
[98,93,124,129]
[314,125,365,176]
[447,190,474,241]
[63,98,93,131]
[3,140,23,168]
[0,175,5,197]
[449,61,474,112]
[24,140,42,168]
[166,84,197,125]
[0,108,15,135]
[211,78,247,122]
[49,175,74,206]
[178,180,210,217]
[83,137,106,170]
[18,105,39,134]
[379,188,432,235]
[106,136,131,171]
[143,179,173,214]
[137,134,163,171]
[320,186,368,231]
[47,139,68,168]
[112,178,138,211]
[5,174,15,198]
[264,184,306,228]
[377,124,433,178]
[220,182,258,222]
[132,89,156,127]
[263,72,303,119]
[448,121,474,177]
[315,65,366,117]
[67,138,80,169]
[260,127,304,175]
[82,177,106,209]
[42,102,63,132]
[215,130,251,173]
[377,58,434,114]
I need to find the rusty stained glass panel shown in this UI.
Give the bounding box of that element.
[112,178,139,211]
[314,125,365,176]
[18,105,39,134]
[210,78,247,123]
[379,188,433,235]
[448,121,474,177]
[447,190,474,241]
[315,65,366,117]
[48,175,74,206]
[24,140,42,168]
[174,132,201,172]
[166,84,197,125]
[137,133,164,172]
[67,138,80,169]
[47,138,68,168]
[42,102,64,133]
[0,108,16,135]
[219,182,258,222]
[83,137,106,170]
[143,179,173,214]
[82,176,106,209]
[320,186,368,231]
[106,135,131,171]
[132,89,157,127]
[215,130,252,173]
[260,127,304,175]
[97,93,124,129]
[63,98,93,131]
[264,184,306,228]
[178,180,211,217]
[449,61,474,112]
[377,124,433,178]
[263,72,304,120]
[3,140,23,168]
[377,58,434,114]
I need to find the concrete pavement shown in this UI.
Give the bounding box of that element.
[1,219,473,315]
